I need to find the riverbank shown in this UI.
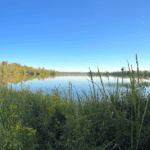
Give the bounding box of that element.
[56,72,150,78]
[1,55,150,150]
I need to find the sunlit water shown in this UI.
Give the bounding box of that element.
[4,75,150,105]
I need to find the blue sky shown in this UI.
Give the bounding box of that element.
[0,0,150,73]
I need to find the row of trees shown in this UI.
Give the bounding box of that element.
[121,66,150,75]
[0,61,58,76]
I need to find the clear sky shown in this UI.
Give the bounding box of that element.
[0,0,150,73]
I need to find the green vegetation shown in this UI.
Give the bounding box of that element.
[0,61,58,76]
[0,53,150,149]
[0,61,62,91]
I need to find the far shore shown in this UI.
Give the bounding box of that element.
[56,72,150,78]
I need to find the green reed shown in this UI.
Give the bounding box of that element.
[0,53,150,150]
[85,53,149,150]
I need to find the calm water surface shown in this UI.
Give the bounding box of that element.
[5,75,150,104]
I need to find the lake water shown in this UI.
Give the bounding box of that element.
[5,75,150,104]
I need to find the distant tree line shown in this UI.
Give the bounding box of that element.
[0,61,58,76]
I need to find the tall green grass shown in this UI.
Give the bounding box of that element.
[0,53,150,150]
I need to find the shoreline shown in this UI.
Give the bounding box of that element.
[56,72,150,77]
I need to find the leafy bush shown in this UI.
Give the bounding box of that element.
[24,103,67,150]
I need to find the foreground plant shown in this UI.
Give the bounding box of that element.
[84,53,149,150]
[0,53,150,150]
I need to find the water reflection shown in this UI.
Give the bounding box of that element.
[5,75,150,104]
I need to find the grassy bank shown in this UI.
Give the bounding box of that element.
[0,53,150,150]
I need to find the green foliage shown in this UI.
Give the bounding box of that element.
[1,53,150,149]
